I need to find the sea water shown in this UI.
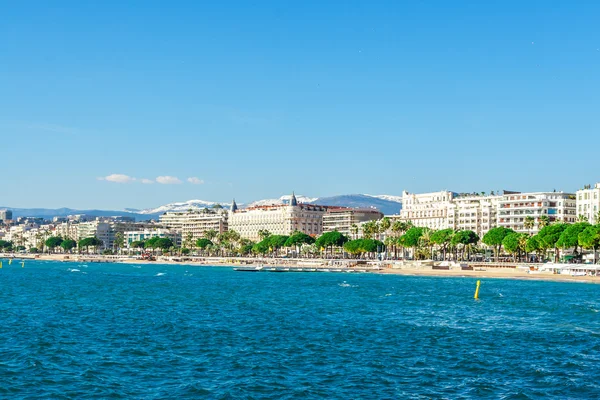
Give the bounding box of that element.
[1,261,600,399]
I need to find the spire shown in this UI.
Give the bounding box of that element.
[230,199,238,212]
[290,191,298,206]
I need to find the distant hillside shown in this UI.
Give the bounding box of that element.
[2,207,160,221]
[309,194,402,215]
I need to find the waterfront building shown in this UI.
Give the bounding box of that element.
[398,190,456,230]
[159,209,228,240]
[448,195,501,238]
[124,228,181,248]
[0,209,13,222]
[322,207,383,237]
[497,191,576,233]
[576,183,600,223]
[228,193,327,241]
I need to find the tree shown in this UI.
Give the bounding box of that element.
[557,222,590,256]
[362,221,379,240]
[538,215,550,229]
[578,225,600,264]
[502,232,528,261]
[343,239,385,258]
[78,237,103,254]
[146,237,160,254]
[379,217,391,237]
[577,215,589,223]
[204,229,218,242]
[0,240,13,250]
[60,239,77,253]
[156,238,174,251]
[131,240,146,250]
[451,230,480,261]
[183,232,194,251]
[45,236,64,253]
[267,235,289,256]
[537,223,568,262]
[482,227,514,262]
[525,235,545,261]
[524,216,535,234]
[399,227,425,260]
[595,211,600,225]
[257,230,271,241]
[114,232,125,254]
[430,229,454,261]
[315,231,349,257]
[285,231,315,256]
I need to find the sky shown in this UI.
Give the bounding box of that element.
[1,0,599,210]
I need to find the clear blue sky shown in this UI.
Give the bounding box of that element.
[1,0,599,210]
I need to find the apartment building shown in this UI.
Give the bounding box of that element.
[576,183,600,223]
[322,208,383,237]
[124,228,181,248]
[159,209,228,240]
[228,193,327,241]
[448,195,501,238]
[0,209,13,222]
[497,192,576,233]
[398,190,456,230]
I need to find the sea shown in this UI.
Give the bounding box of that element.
[1,261,599,399]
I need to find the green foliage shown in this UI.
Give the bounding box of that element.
[114,232,125,249]
[145,237,160,249]
[78,237,103,249]
[284,232,315,248]
[482,227,514,247]
[252,240,270,254]
[29,247,39,253]
[451,230,479,247]
[257,229,271,240]
[60,239,77,253]
[195,238,213,249]
[525,235,543,254]
[45,236,64,250]
[181,248,191,255]
[430,229,454,246]
[343,239,385,255]
[362,220,379,239]
[155,238,174,250]
[399,227,424,248]
[239,244,254,256]
[130,240,146,249]
[267,235,289,250]
[556,222,590,250]
[537,223,568,249]
[538,215,550,228]
[0,240,13,250]
[578,225,600,250]
[315,231,349,250]
[502,232,527,255]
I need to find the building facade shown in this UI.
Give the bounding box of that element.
[448,195,501,238]
[228,194,327,241]
[124,228,181,248]
[576,183,600,223]
[322,208,383,237]
[159,209,228,240]
[0,209,13,222]
[399,190,456,230]
[497,192,577,233]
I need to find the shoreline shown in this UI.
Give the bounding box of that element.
[4,254,600,284]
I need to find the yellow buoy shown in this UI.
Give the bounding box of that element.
[0,261,2,269]
[21,262,25,268]
[474,280,481,299]
[8,259,12,265]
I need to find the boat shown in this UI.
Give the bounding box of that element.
[233,266,263,272]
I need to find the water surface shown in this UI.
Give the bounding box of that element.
[1,261,599,399]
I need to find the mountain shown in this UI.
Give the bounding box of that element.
[2,207,159,221]
[308,194,402,215]
[1,193,402,221]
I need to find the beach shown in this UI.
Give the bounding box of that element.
[5,253,599,284]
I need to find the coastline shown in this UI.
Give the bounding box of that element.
[5,253,600,284]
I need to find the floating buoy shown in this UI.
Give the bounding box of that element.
[474,280,481,299]
[8,259,12,265]
[21,262,25,268]
[0,261,2,269]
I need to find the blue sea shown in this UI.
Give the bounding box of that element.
[1,261,600,399]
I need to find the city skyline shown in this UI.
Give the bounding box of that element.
[2,1,600,209]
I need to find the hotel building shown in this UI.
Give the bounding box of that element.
[159,209,228,240]
[124,228,181,248]
[497,191,577,233]
[398,190,456,230]
[228,193,327,241]
[576,183,600,223]
[322,208,383,237]
[448,195,501,238]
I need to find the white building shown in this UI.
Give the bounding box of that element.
[448,195,501,238]
[399,190,456,230]
[0,209,13,222]
[576,183,600,223]
[228,193,327,241]
[124,228,181,248]
[159,209,228,240]
[497,191,576,233]
[322,208,383,237]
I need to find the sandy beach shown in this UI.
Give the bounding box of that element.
[5,253,599,284]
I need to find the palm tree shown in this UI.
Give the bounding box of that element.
[538,215,550,229]
[204,229,218,242]
[350,224,359,239]
[595,211,600,225]
[524,216,535,235]
[577,214,589,223]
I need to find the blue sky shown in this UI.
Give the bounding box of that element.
[1,1,599,210]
